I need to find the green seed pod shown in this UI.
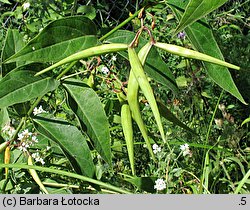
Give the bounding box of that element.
[154,42,240,70]
[127,43,156,160]
[35,43,128,76]
[28,155,49,194]
[121,102,135,175]
[128,46,166,143]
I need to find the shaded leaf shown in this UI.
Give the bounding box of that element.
[33,114,95,177]
[157,100,197,135]
[168,1,246,104]
[5,16,98,63]
[241,117,250,126]
[125,176,157,193]
[77,6,96,20]
[175,0,228,34]
[0,108,9,130]
[0,0,11,4]
[0,70,59,108]
[1,29,26,75]
[105,30,178,94]
[62,79,111,164]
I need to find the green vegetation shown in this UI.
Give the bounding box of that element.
[0,0,249,194]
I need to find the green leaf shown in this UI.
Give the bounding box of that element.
[77,6,96,20]
[157,100,197,135]
[0,0,11,4]
[175,0,228,34]
[5,16,98,64]
[1,29,26,75]
[241,117,250,126]
[105,30,179,94]
[33,114,95,177]
[0,108,9,130]
[0,70,59,108]
[62,79,111,164]
[168,1,246,105]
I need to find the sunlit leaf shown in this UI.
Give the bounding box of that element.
[33,114,95,177]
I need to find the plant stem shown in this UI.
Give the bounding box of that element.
[10,95,44,144]
[56,61,78,80]
[199,90,224,193]
[234,169,250,194]
[99,9,142,42]
[0,163,132,194]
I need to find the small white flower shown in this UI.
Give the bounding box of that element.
[180,143,192,157]
[154,178,166,191]
[32,152,45,165]
[22,129,32,137]
[32,152,38,159]
[180,143,189,151]
[111,55,117,61]
[33,105,46,115]
[17,129,39,153]
[32,46,35,51]
[152,144,161,154]
[46,146,51,151]
[40,158,45,165]
[31,135,38,143]
[101,66,109,74]
[23,2,30,10]
[17,133,24,141]
[18,142,29,152]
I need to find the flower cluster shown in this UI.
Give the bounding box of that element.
[180,143,192,157]
[1,123,16,139]
[152,144,161,154]
[18,129,38,152]
[33,105,46,115]
[154,178,166,191]
[32,152,45,165]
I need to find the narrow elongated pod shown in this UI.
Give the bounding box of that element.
[35,43,128,76]
[28,155,49,194]
[127,43,156,160]
[4,146,10,179]
[120,102,135,175]
[128,47,166,143]
[154,42,240,70]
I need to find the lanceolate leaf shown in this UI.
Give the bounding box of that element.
[105,30,178,94]
[1,29,25,75]
[62,79,111,164]
[175,0,228,35]
[5,16,98,64]
[33,114,95,177]
[157,101,197,135]
[0,70,59,108]
[168,1,246,104]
